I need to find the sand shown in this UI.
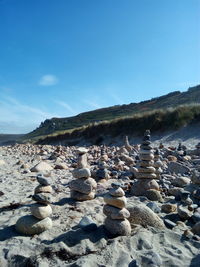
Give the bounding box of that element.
[0,140,200,267]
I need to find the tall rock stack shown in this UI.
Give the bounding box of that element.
[103,182,131,236]
[70,148,97,201]
[16,174,53,235]
[154,149,163,179]
[131,130,160,196]
[96,147,110,182]
[124,135,132,152]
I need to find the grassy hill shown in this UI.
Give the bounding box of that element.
[22,84,200,144]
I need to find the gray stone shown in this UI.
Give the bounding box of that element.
[31,161,53,172]
[37,174,51,185]
[30,203,52,219]
[103,204,130,219]
[32,193,52,204]
[146,202,161,213]
[72,168,91,178]
[15,215,52,235]
[104,217,131,236]
[168,162,190,175]
[69,178,97,194]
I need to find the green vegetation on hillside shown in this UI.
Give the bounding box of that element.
[22,85,200,142]
[35,104,200,145]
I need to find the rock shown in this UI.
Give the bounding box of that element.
[192,212,200,223]
[76,147,88,154]
[104,217,131,236]
[144,189,163,201]
[69,178,97,194]
[172,176,190,187]
[70,190,95,201]
[168,162,190,175]
[177,205,193,220]
[193,189,200,200]
[72,168,91,179]
[161,203,177,213]
[78,216,97,232]
[167,155,177,162]
[168,187,184,197]
[191,171,200,185]
[32,193,52,204]
[192,222,200,235]
[34,185,52,194]
[164,219,176,229]
[109,187,125,197]
[104,193,127,209]
[31,161,53,173]
[131,179,159,196]
[146,202,161,213]
[37,175,51,185]
[54,163,68,170]
[30,204,52,219]
[15,215,52,235]
[103,204,130,219]
[127,203,165,229]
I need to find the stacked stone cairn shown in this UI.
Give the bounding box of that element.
[154,149,163,179]
[70,147,97,201]
[16,174,53,235]
[96,147,110,182]
[124,135,132,152]
[131,130,160,196]
[103,182,131,236]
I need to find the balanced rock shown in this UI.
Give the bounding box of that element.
[103,183,131,236]
[30,203,52,219]
[16,215,52,235]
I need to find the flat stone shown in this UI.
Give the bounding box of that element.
[31,161,53,173]
[136,172,157,179]
[54,163,68,170]
[32,193,52,204]
[30,203,52,219]
[15,215,52,235]
[37,175,51,185]
[172,176,191,187]
[72,168,91,178]
[140,160,154,167]
[70,190,95,201]
[109,187,125,197]
[104,218,131,236]
[34,185,52,194]
[137,167,156,173]
[104,193,127,209]
[164,219,176,229]
[69,178,97,194]
[103,204,130,219]
[76,147,88,154]
[140,154,154,160]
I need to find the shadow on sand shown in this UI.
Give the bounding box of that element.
[42,225,107,247]
[0,225,20,241]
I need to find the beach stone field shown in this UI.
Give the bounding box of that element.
[0,132,200,267]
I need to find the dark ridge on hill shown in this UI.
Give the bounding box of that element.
[22,84,200,142]
[0,134,24,146]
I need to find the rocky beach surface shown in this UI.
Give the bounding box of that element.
[0,135,200,267]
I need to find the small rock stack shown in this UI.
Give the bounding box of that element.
[131,130,160,196]
[124,135,132,152]
[70,147,97,201]
[154,149,163,179]
[103,182,131,236]
[16,174,53,235]
[96,148,110,182]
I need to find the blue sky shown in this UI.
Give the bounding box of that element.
[0,0,200,133]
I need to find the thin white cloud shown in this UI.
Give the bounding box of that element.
[110,93,124,105]
[84,100,101,109]
[0,95,58,133]
[55,100,76,115]
[39,74,58,86]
